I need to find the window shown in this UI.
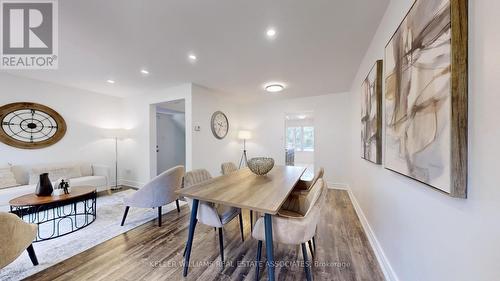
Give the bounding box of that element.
[286,126,314,151]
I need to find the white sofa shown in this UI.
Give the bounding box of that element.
[0,162,110,211]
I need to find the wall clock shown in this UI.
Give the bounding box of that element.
[210,111,229,139]
[0,102,67,149]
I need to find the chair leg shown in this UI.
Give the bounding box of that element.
[158,206,162,227]
[182,243,187,257]
[250,210,254,232]
[308,240,315,258]
[238,212,245,241]
[176,200,180,212]
[301,243,313,281]
[120,206,130,226]
[312,236,316,252]
[218,228,225,268]
[26,244,39,266]
[255,240,263,281]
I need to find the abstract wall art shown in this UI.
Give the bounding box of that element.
[361,60,383,164]
[384,0,468,197]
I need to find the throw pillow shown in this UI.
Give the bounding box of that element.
[29,165,82,185]
[0,166,19,189]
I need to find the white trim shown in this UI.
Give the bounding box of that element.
[343,185,399,281]
[118,179,144,189]
[326,182,350,190]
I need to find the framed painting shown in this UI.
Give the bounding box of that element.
[384,0,468,197]
[361,60,383,164]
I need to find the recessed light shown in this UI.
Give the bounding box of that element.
[265,83,285,93]
[188,54,197,61]
[106,79,115,84]
[266,28,277,38]
[140,69,149,75]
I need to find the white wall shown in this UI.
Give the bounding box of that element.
[120,83,241,185]
[120,84,193,187]
[239,93,351,186]
[191,84,241,176]
[347,1,500,280]
[156,112,186,175]
[0,73,123,184]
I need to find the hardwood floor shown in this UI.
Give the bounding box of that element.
[25,190,384,281]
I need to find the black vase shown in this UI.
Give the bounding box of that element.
[35,173,53,196]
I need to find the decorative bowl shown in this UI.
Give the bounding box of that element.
[247,157,275,176]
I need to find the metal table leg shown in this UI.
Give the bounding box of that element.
[264,213,275,281]
[183,199,199,277]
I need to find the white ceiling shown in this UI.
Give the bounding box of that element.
[7,0,389,103]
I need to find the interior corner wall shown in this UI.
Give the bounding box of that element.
[238,93,351,186]
[120,83,193,187]
[347,1,500,280]
[120,83,242,185]
[191,84,241,177]
[0,73,123,185]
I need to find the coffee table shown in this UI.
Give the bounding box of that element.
[9,186,97,242]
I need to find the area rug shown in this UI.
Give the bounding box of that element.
[0,189,185,281]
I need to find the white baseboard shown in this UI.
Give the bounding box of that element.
[326,182,350,190]
[343,186,399,281]
[118,179,144,189]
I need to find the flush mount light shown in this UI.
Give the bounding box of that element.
[188,54,197,62]
[106,79,115,84]
[140,69,149,75]
[266,28,277,38]
[265,83,285,93]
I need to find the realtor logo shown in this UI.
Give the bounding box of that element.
[1,0,58,69]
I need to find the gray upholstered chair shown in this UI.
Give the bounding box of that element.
[252,178,326,281]
[281,167,325,213]
[121,165,184,227]
[182,169,244,266]
[293,167,324,192]
[0,212,39,269]
[221,162,238,175]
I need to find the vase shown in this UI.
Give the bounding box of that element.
[35,173,53,196]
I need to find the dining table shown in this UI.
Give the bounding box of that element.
[177,165,306,281]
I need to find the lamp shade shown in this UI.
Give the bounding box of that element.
[102,128,129,139]
[238,130,252,140]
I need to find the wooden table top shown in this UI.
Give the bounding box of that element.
[9,186,97,207]
[177,166,306,215]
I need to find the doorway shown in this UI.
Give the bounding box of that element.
[155,100,186,175]
[285,112,315,180]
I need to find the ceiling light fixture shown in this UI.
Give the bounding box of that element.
[265,83,285,93]
[106,79,115,84]
[266,28,277,38]
[188,54,197,62]
[140,69,149,75]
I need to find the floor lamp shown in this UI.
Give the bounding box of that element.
[238,130,251,168]
[104,128,127,190]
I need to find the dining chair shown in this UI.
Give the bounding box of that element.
[121,165,184,227]
[252,178,326,281]
[279,167,324,226]
[221,162,257,231]
[221,162,238,175]
[0,212,39,269]
[293,167,324,192]
[182,169,245,267]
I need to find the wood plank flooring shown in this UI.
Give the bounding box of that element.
[25,189,385,281]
